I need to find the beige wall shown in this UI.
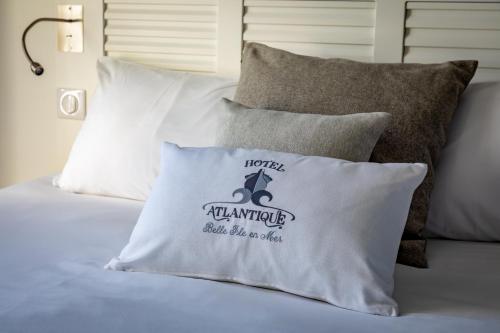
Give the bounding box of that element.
[0,0,102,188]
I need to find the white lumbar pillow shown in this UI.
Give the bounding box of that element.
[54,58,237,200]
[106,143,427,316]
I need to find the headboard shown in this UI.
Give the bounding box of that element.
[103,0,500,81]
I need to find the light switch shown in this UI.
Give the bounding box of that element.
[58,88,86,120]
[57,5,83,53]
[62,94,79,114]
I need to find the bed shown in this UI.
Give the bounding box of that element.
[1,177,499,333]
[2,0,500,331]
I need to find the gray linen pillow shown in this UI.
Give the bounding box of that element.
[234,42,478,268]
[215,99,391,162]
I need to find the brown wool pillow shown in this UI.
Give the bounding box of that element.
[234,43,478,267]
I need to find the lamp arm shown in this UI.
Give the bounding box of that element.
[22,17,82,76]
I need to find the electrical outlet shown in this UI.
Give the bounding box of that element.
[57,88,86,120]
[57,5,83,53]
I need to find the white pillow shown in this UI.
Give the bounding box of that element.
[426,82,500,240]
[54,58,237,200]
[106,143,426,316]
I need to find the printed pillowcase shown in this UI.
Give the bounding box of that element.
[107,143,426,316]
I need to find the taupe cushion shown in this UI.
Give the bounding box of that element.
[234,42,478,267]
[215,98,391,162]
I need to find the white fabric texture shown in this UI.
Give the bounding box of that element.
[107,143,427,316]
[2,177,500,332]
[54,58,237,200]
[427,82,500,240]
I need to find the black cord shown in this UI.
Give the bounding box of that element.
[22,17,82,76]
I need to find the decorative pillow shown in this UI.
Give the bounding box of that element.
[234,42,477,267]
[426,82,500,240]
[106,143,427,316]
[215,99,390,162]
[54,58,237,200]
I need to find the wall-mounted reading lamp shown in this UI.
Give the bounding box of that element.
[22,5,83,76]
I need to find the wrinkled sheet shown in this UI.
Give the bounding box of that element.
[0,177,499,333]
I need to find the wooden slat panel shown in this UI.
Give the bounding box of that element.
[406,29,500,49]
[244,0,375,9]
[106,3,216,11]
[104,0,217,72]
[105,4,216,22]
[244,6,374,27]
[407,2,500,11]
[106,36,216,55]
[244,25,373,45]
[243,0,375,61]
[246,41,373,62]
[106,51,215,72]
[404,1,500,76]
[105,0,216,5]
[105,20,216,39]
[404,47,500,69]
[406,9,500,30]
[474,68,500,82]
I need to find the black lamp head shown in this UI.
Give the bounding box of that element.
[22,17,81,76]
[30,62,44,76]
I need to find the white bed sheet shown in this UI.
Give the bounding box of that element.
[0,177,499,333]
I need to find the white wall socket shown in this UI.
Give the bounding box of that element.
[57,5,83,53]
[57,88,86,120]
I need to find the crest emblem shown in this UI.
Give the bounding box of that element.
[202,168,295,229]
[231,169,273,206]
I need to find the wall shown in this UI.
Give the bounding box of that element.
[0,0,102,188]
[1,0,498,188]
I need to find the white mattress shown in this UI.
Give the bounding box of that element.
[0,177,499,333]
